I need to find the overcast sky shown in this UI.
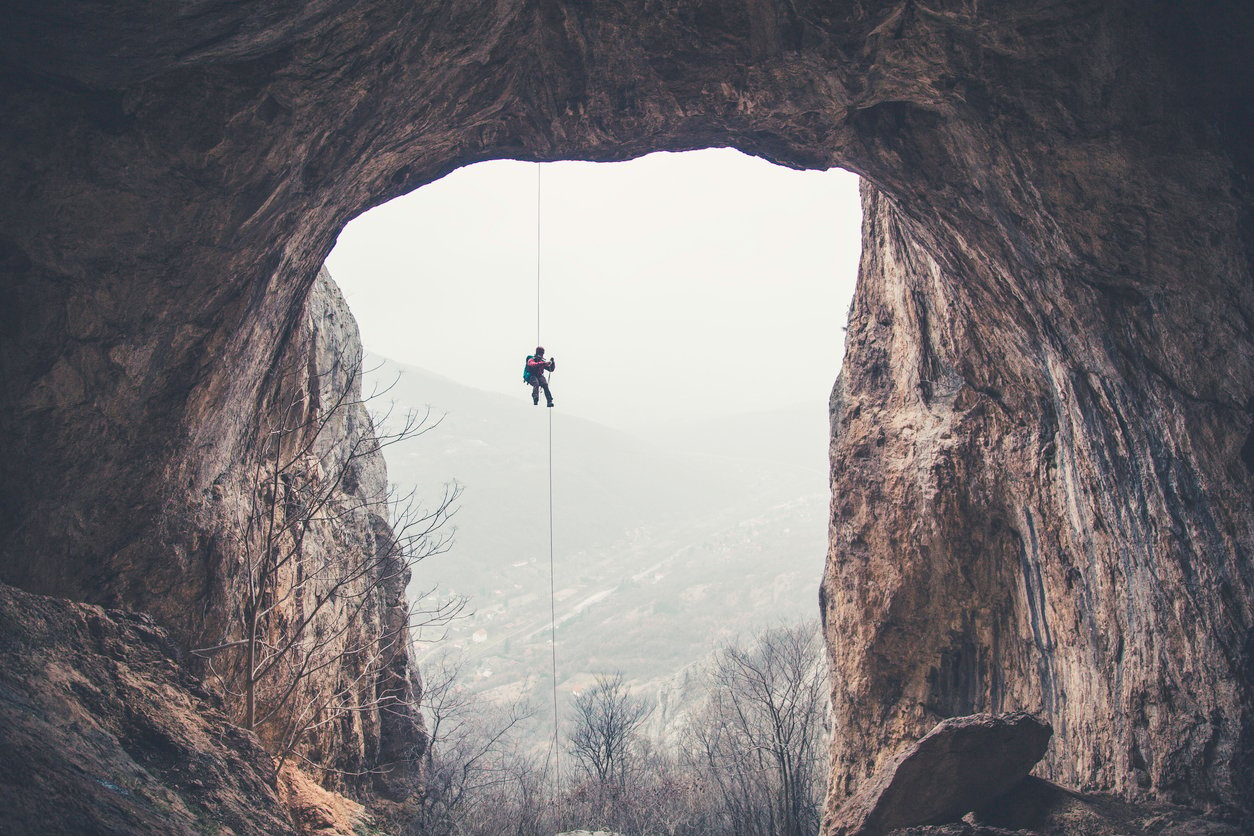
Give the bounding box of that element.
[326,148,862,432]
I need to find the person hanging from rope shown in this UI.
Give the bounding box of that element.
[524,346,555,407]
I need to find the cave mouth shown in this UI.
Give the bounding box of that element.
[324,148,861,730]
[1,1,1249,822]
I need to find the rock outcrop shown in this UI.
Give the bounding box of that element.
[825,713,1052,835]
[823,130,1252,820]
[0,582,294,834]
[277,762,378,836]
[0,261,424,819]
[192,267,428,797]
[0,0,1249,825]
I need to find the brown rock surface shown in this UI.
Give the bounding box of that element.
[0,0,1249,824]
[277,761,375,836]
[825,713,1051,836]
[823,130,1253,822]
[0,582,293,834]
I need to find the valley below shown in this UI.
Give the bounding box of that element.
[370,356,831,740]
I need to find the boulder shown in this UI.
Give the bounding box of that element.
[826,713,1051,836]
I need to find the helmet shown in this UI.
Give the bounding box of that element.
[535,346,545,354]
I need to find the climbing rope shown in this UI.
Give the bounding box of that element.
[547,397,560,821]
[537,161,563,829]
[537,160,543,347]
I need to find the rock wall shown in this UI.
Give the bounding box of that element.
[824,180,1252,816]
[188,266,427,796]
[0,0,1249,821]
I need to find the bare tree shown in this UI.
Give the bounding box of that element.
[684,622,829,836]
[568,672,651,790]
[408,650,536,836]
[453,753,553,836]
[602,741,714,836]
[390,626,826,836]
[193,346,464,774]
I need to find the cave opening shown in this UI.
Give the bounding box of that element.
[1,3,1249,827]
[323,148,861,744]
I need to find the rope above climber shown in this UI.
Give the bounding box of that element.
[524,346,556,407]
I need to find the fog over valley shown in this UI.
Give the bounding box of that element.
[368,354,831,735]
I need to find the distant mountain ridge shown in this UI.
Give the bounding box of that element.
[365,354,758,584]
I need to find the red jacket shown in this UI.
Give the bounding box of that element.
[527,356,554,377]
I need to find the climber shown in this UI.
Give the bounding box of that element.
[524,346,555,407]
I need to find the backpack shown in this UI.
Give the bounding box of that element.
[522,355,534,384]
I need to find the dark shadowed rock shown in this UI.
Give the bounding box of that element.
[826,713,1051,836]
[972,777,1245,836]
[888,826,1024,836]
[0,582,293,834]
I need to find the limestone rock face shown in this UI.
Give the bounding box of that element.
[0,0,1250,823]
[824,154,1252,819]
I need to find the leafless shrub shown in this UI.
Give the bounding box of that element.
[408,649,539,836]
[683,621,829,836]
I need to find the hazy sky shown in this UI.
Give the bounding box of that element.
[326,148,862,431]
